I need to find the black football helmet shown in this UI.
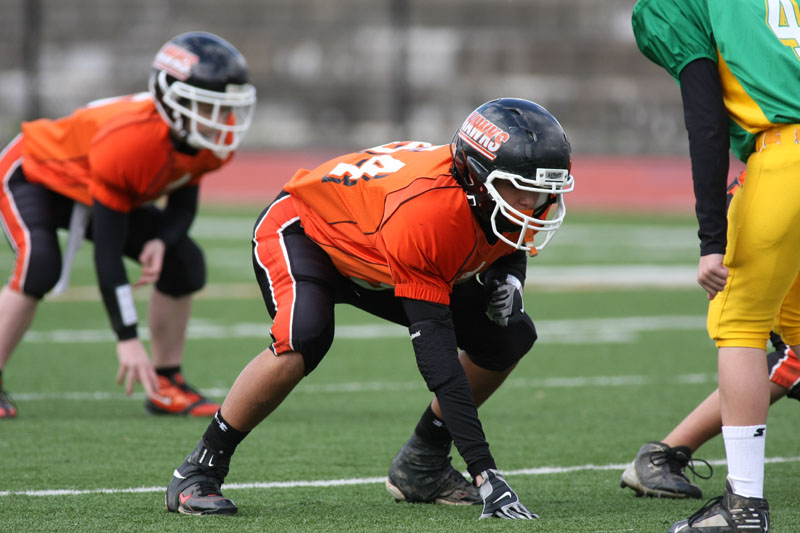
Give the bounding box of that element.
[451,98,573,255]
[149,31,256,156]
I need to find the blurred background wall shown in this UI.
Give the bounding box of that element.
[0,0,687,158]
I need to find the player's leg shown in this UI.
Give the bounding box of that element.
[664,390,723,454]
[384,348,517,506]
[0,143,69,418]
[166,194,337,515]
[664,381,788,453]
[669,346,773,531]
[218,209,338,430]
[0,287,38,373]
[147,289,191,370]
[219,349,306,430]
[0,287,36,418]
[620,397,715,500]
[166,348,306,515]
[120,207,218,416]
[713,142,800,499]
[431,354,517,419]
[385,277,536,505]
[147,239,218,416]
[621,333,791,499]
[664,331,792,452]
[670,135,800,532]
[332,275,486,504]
[144,289,221,416]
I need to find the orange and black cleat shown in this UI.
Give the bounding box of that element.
[0,387,18,419]
[145,373,219,417]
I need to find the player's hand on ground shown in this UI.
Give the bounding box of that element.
[477,469,538,520]
[697,253,727,300]
[136,239,165,287]
[115,338,158,396]
[485,275,524,327]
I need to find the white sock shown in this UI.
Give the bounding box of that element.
[721,425,766,499]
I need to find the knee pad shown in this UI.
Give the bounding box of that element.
[266,278,336,376]
[462,315,537,372]
[292,319,335,376]
[21,232,62,298]
[156,238,206,296]
[288,281,336,375]
[269,309,335,376]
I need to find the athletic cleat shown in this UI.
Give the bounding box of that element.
[386,433,481,505]
[145,373,219,417]
[620,441,711,499]
[669,481,770,532]
[166,440,237,515]
[0,387,17,419]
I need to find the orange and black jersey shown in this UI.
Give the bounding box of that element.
[16,93,230,340]
[285,142,518,305]
[21,92,228,212]
[277,142,530,476]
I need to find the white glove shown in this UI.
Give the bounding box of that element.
[478,469,538,519]
[485,274,524,327]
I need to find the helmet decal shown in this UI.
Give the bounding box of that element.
[153,43,199,81]
[457,110,510,160]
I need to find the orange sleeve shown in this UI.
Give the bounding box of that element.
[381,188,477,305]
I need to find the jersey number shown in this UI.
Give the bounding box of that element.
[767,0,800,60]
[324,155,406,186]
[321,142,439,186]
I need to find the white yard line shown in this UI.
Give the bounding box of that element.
[524,265,698,290]
[10,372,717,402]
[21,314,708,345]
[3,456,800,498]
[15,313,711,399]
[44,264,702,302]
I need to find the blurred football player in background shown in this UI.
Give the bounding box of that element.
[633,0,800,530]
[0,31,256,418]
[164,97,574,520]
[621,175,800,501]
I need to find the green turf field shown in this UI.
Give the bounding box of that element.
[2,208,799,532]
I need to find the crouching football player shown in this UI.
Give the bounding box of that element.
[165,98,574,520]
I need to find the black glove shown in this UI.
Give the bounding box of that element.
[485,274,524,327]
[478,469,538,519]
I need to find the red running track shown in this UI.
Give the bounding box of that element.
[200,151,746,213]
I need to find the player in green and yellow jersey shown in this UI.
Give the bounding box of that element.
[632,1,800,531]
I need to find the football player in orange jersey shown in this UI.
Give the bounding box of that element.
[0,32,256,419]
[165,98,574,520]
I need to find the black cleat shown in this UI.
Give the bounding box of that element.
[669,481,769,532]
[386,433,481,505]
[621,441,711,499]
[166,440,237,515]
